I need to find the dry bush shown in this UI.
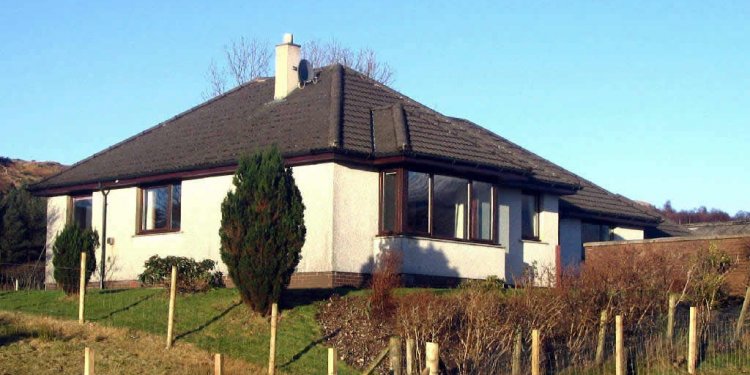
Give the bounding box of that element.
[683,242,735,327]
[393,245,708,374]
[369,249,402,319]
[395,292,460,371]
[0,262,45,289]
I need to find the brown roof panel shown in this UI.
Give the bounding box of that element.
[32,64,659,225]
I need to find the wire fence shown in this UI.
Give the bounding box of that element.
[439,306,750,375]
[1,260,749,374]
[0,261,47,291]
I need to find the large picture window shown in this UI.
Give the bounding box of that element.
[433,175,468,239]
[139,183,181,233]
[582,222,612,243]
[381,172,399,233]
[70,195,92,229]
[406,171,429,233]
[471,182,493,241]
[521,193,540,240]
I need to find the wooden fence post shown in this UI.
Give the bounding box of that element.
[84,347,95,375]
[511,329,522,375]
[14,278,19,291]
[531,329,540,375]
[595,310,607,366]
[268,302,278,375]
[389,336,402,375]
[735,285,750,340]
[166,265,177,348]
[688,306,697,374]
[405,338,415,375]
[78,252,87,324]
[425,342,439,375]
[327,347,337,375]
[214,353,223,375]
[363,347,390,375]
[667,294,677,345]
[615,315,623,375]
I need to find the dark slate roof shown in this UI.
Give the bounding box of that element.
[684,221,750,237]
[32,64,659,225]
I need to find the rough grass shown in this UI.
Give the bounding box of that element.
[0,288,358,375]
[0,311,261,374]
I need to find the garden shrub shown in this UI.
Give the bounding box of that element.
[459,275,506,292]
[219,147,306,315]
[138,255,224,293]
[389,245,728,374]
[52,224,98,295]
[369,249,402,318]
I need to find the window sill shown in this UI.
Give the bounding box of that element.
[134,230,182,237]
[520,239,549,245]
[377,234,507,250]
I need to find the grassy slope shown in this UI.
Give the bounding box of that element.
[0,311,263,374]
[0,288,357,375]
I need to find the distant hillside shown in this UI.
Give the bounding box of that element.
[0,157,65,193]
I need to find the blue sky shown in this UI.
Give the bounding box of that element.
[1,1,748,213]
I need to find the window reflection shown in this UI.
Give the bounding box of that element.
[406,171,429,233]
[471,182,492,240]
[432,175,468,239]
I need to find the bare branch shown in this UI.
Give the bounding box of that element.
[202,60,227,100]
[302,39,394,84]
[204,36,394,98]
[225,37,272,86]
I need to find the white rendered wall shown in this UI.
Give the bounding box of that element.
[520,194,559,284]
[559,218,583,268]
[44,196,69,284]
[374,236,506,280]
[612,226,644,241]
[293,163,335,273]
[44,163,337,283]
[331,164,379,274]
[498,187,522,282]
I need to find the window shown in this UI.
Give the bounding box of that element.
[70,195,92,229]
[406,171,429,233]
[378,170,499,244]
[381,172,398,233]
[432,175,468,239]
[470,182,493,241]
[582,222,612,243]
[139,183,181,233]
[521,193,540,240]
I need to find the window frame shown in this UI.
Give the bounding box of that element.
[68,194,93,229]
[469,181,496,242]
[378,169,499,245]
[520,191,541,241]
[136,182,182,235]
[431,173,470,240]
[379,169,403,235]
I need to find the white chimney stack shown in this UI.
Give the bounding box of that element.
[274,33,301,100]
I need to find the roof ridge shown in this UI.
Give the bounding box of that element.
[327,64,344,148]
[391,102,410,151]
[338,66,537,174]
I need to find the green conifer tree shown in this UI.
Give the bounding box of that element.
[52,224,99,295]
[0,187,47,264]
[219,146,306,315]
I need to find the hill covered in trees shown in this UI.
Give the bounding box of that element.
[0,157,65,265]
[650,200,750,225]
[0,157,65,193]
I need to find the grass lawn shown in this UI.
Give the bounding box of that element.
[0,288,359,375]
[0,310,262,374]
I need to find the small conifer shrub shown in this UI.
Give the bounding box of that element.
[219,146,306,315]
[52,224,99,295]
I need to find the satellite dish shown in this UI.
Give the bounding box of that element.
[297,59,314,86]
